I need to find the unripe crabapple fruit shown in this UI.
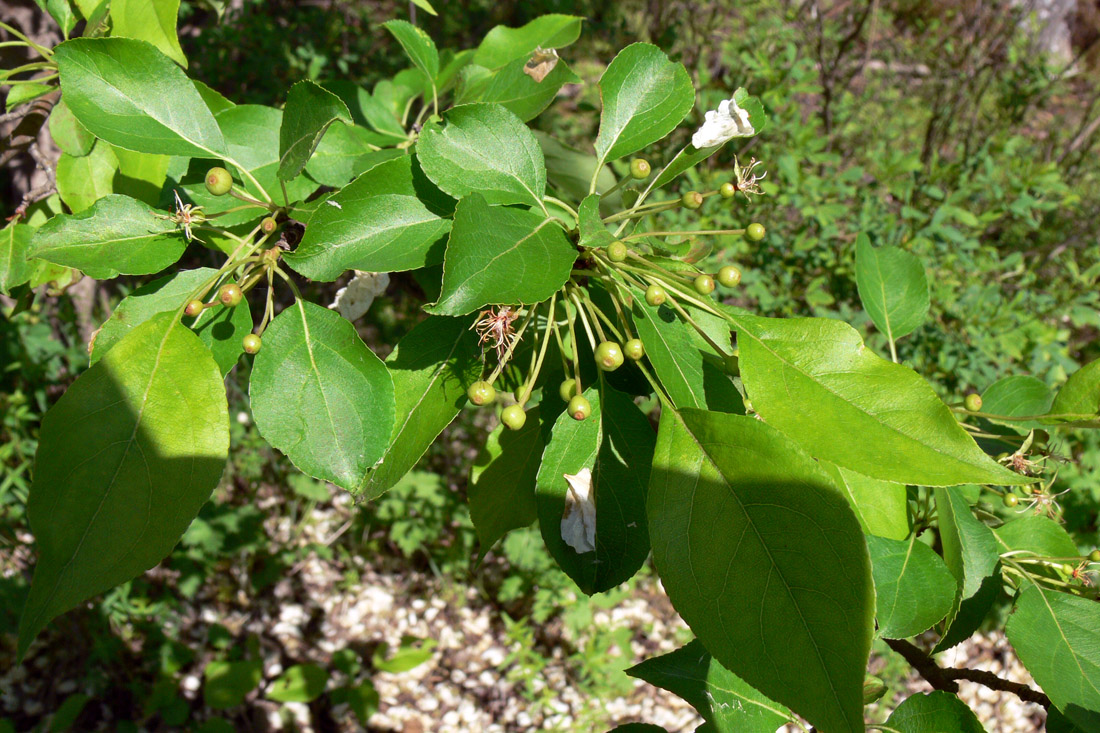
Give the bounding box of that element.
[218,283,243,307]
[568,395,592,421]
[242,334,262,354]
[501,404,527,430]
[205,166,233,196]
[467,380,496,406]
[595,341,624,371]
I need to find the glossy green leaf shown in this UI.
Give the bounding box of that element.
[372,637,436,673]
[383,20,439,85]
[0,224,35,295]
[32,194,185,279]
[49,97,95,156]
[883,691,985,733]
[193,79,234,115]
[455,57,580,122]
[326,82,408,142]
[411,0,437,15]
[55,141,118,213]
[820,462,909,540]
[469,406,545,556]
[426,194,573,316]
[993,515,1079,559]
[17,313,229,657]
[730,313,1029,486]
[934,486,1002,652]
[89,267,251,376]
[249,300,395,491]
[866,534,955,639]
[266,664,328,703]
[4,83,54,112]
[111,146,171,206]
[577,194,615,249]
[356,315,480,498]
[35,0,78,36]
[854,235,929,341]
[1007,584,1100,729]
[217,105,319,204]
[472,15,583,70]
[204,659,262,709]
[594,43,694,170]
[306,123,402,187]
[536,385,653,594]
[55,38,227,158]
[626,639,791,733]
[648,408,873,733]
[1048,359,1100,426]
[110,0,187,67]
[277,81,352,181]
[981,375,1053,431]
[286,156,451,280]
[417,103,546,208]
[633,302,741,412]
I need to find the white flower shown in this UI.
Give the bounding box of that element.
[561,467,596,554]
[691,97,755,149]
[329,271,389,322]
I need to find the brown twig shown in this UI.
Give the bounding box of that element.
[885,638,1051,709]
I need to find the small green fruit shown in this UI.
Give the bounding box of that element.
[205,166,233,196]
[694,274,715,295]
[645,284,667,307]
[1003,493,1018,508]
[681,190,703,209]
[607,240,628,262]
[623,338,645,360]
[630,158,651,179]
[964,393,983,412]
[242,334,262,354]
[717,265,742,287]
[719,182,736,198]
[468,380,496,406]
[595,341,624,371]
[184,300,204,317]
[568,395,592,421]
[1090,550,1100,563]
[559,378,577,402]
[501,404,527,430]
[261,216,278,234]
[1062,563,1076,576]
[218,283,243,307]
[746,222,766,241]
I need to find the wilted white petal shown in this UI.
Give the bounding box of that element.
[691,97,754,149]
[329,271,390,322]
[561,467,596,554]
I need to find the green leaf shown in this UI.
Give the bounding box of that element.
[193,79,234,115]
[536,385,654,594]
[455,57,581,122]
[265,664,328,703]
[993,515,1079,559]
[854,234,929,341]
[306,123,402,187]
[36,0,78,36]
[883,691,985,733]
[356,315,480,498]
[594,43,695,170]
[417,103,546,208]
[648,408,873,733]
[109,0,187,67]
[89,268,252,376]
[1008,584,1100,729]
[55,38,227,158]
[55,141,118,213]
[981,375,1053,431]
[249,300,395,492]
[371,637,436,673]
[469,406,545,556]
[17,313,229,657]
[411,0,437,16]
[112,146,171,206]
[0,224,35,295]
[632,302,741,412]
[730,313,1029,487]
[285,156,451,280]
[49,97,95,156]
[277,80,352,181]
[32,194,186,279]
[472,15,583,70]
[933,486,1002,652]
[577,194,616,249]
[866,534,956,639]
[382,20,439,85]
[819,462,909,540]
[1048,359,1100,426]
[535,131,617,208]
[426,194,574,316]
[217,105,320,204]
[203,659,262,709]
[325,81,408,142]
[331,680,378,724]
[626,639,791,733]
[5,83,55,112]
